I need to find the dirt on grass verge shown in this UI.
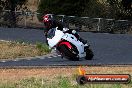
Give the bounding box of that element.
[0,66,132,82]
[0,40,51,60]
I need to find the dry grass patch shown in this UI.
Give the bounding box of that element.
[0,66,132,88]
[0,66,132,82]
[0,41,51,59]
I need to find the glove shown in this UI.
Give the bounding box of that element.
[72,30,77,34]
[62,28,69,32]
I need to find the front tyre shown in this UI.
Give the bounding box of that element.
[85,48,94,60]
[59,45,79,61]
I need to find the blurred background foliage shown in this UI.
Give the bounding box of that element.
[0,0,27,27]
[37,0,132,20]
[0,0,131,27]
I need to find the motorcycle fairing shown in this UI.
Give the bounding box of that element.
[48,28,64,48]
[58,41,72,49]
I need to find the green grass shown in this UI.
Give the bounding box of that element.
[0,76,131,88]
[36,42,51,55]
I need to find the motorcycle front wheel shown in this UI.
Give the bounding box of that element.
[59,45,79,61]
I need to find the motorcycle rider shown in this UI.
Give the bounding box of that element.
[43,14,87,44]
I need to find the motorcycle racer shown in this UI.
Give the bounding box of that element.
[43,14,87,44]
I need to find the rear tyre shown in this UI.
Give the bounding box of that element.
[59,45,79,61]
[85,48,94,60]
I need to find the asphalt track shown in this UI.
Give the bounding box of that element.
[0,27,132,67]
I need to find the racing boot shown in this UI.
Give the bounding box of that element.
[79,37,87,44]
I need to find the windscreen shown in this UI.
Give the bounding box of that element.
[47,28,56,39]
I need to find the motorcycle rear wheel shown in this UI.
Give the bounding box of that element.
[59,45,79,61]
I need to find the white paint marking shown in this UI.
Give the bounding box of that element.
[48,56,52,58]
[57,55,61,56]
[13,59,19,61]
[53,55,57,57]
[1,61,6,62]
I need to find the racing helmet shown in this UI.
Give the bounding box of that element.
[43,14,54,22]
[43,14,54,28]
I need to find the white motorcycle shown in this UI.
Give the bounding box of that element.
[47,27,94,61]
